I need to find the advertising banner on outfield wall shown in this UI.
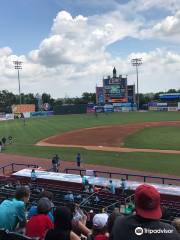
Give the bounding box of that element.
[23,112,31,118]
[5,114,14,120]
[0,113,14,121]
[168,107,178,112]
[104,104,113,112]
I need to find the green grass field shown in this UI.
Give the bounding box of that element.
[124,126,180,150]
[1,112,180,176]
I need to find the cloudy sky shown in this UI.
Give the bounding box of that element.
[0,0,180,98]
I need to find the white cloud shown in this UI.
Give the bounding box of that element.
[0,5,180,98]
[140,10,180,42]
[127,0,180,13]
[29,10,141,68]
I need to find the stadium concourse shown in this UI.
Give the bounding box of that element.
[0,153,179,239]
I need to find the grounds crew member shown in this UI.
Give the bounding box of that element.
[52,154,60,172]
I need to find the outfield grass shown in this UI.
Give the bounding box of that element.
[6,144,180,175]
[1,112,180,145]
[124,126,180,150]
[1,112,180,176]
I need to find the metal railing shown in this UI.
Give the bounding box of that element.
[124,193,135,206]
[0,163,39,175]
[64,168,180,185]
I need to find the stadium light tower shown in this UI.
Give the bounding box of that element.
[13,61,23,105]
[131,58,142,110]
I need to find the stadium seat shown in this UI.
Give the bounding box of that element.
[0,229,35,240]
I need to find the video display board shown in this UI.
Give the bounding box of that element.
[103,75,128,103]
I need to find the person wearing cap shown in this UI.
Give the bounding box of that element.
[111,184,180,240]
[28,191,54,222]
[26,197,54,240]
[87,213,109,240]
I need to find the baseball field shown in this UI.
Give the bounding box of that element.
[1,111,180,176]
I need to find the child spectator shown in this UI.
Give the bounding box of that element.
[28,191,54,222]
[87,213,109,240]
[26,197,53,240]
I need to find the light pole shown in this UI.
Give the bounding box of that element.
[13,61,23,105]
[131,58,142,110]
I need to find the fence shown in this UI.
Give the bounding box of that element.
[64,168,180,185]
[0,163,39,175]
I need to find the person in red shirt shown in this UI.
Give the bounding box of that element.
[26,197,53,240]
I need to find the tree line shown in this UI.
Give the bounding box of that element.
[0,91,96,113]
[0,89,179,113]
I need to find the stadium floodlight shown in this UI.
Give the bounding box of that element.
[13,61,23,105]
[131,58,142,110]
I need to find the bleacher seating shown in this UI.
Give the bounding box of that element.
[0,178,179,221]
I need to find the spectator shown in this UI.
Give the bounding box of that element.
[0,141,2,152]
[107,209,122,235]
[28,191,54,222]
[64,191,75,202]
[31,169,37,182]
[124,202,135,215]
[87,210,95,229]
[172,218,180,234]
[121,178,128,195]
[101,186,110,194]
[94,185,101,193]
[67,203,91,237]
[109,180,116,195]
[15,180,22,189]
[111,184,180,240]
[89,184,94,193]
[45,206,80,240]
[0,186,30,231]
[87,213,109,240]
[26,197,53,240]
[81,174,88,185]
[76,153,81,167]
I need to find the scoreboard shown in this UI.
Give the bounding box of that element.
[103,77,128,103]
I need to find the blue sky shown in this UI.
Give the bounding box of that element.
[0,0,180,97]
[0,0,131,54]
[0,0,60,54]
